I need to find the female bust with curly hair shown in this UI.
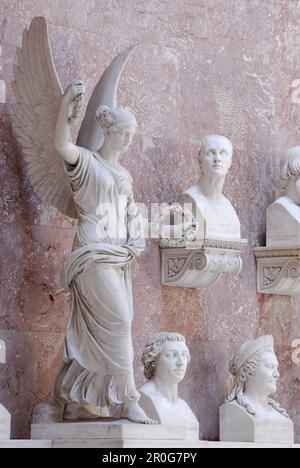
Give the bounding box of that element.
[138,333,199,435]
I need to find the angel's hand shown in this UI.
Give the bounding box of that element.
[64,81,86,104]
[64,81,86,122]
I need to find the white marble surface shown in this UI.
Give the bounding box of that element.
[139,333,199,438]
[0,339,11,440]
[51,439,300,448]
[266,147,300,248]
[161,240,246,289]
[220,401,294,443]
[12,18,154,425]
[256,147,300,295]
[267,197,300,247]
[31,420,195,441]
[0,339,5,364]
[0,440,52,448]
[183,135,241,242]
[255,246,300,296]
[0,405,11,441]
[221,335,294,443]
[2,438,298,448]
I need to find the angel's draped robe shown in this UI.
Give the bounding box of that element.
[53,148,145,408]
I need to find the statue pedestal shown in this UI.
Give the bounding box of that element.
[139,391,199,441]
[220,402,294,444]
[160,239,247,288]
[31,420,200,448]
[254,247,300,296]
[0,404,11,440]
[2,437,299,448]
[0,440,51,448]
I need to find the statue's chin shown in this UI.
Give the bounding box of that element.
[203,168,227,179]
[211,167,226,175]
[268,384,277,395]
[116,145,129,154]
[171,372,186,384]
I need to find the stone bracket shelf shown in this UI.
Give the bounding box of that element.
[255,247,300,296]
[161,239,247,289]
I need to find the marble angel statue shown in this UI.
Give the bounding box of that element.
[11,17,156,424]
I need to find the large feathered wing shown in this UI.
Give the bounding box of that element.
[77,46,136,152]
[11,17,77,218]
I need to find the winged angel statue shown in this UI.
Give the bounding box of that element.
[11,17,156,424]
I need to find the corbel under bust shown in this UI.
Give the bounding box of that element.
[160,135,247,289]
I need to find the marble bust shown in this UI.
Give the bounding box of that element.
[220,335,294,443]
[182,135,241,241]
[267,146,300,247]
[139,333,199,439]
[0,339,11,440]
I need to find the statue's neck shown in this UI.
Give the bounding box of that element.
[97,143,121,166]
[198,175,225,201]
[243,387,270,411]
[284,187,300,206]
[153,376,178,404]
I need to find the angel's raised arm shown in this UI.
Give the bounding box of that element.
[11,17,136,219]
[54,82,85,165]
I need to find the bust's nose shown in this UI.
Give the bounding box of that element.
[176,355,185,366]
[214,151,221,162]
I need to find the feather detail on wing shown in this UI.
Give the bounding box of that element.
[77,46,136,152]
[11,17,77,218]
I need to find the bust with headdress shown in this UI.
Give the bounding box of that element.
[220,335,294,443]
[267,146,300,247]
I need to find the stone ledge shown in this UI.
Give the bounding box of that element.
[31,420,198,441]
[30,421,300,448]
[0,440,52,448]
[53,440,300,448]
[2,439,300,448]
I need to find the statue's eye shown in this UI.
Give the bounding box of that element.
[266,363,275,370]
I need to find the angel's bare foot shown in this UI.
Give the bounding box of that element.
[121,401,158,425]
[63,403,109,421]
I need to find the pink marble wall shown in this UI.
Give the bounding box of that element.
[1,0,300,441]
